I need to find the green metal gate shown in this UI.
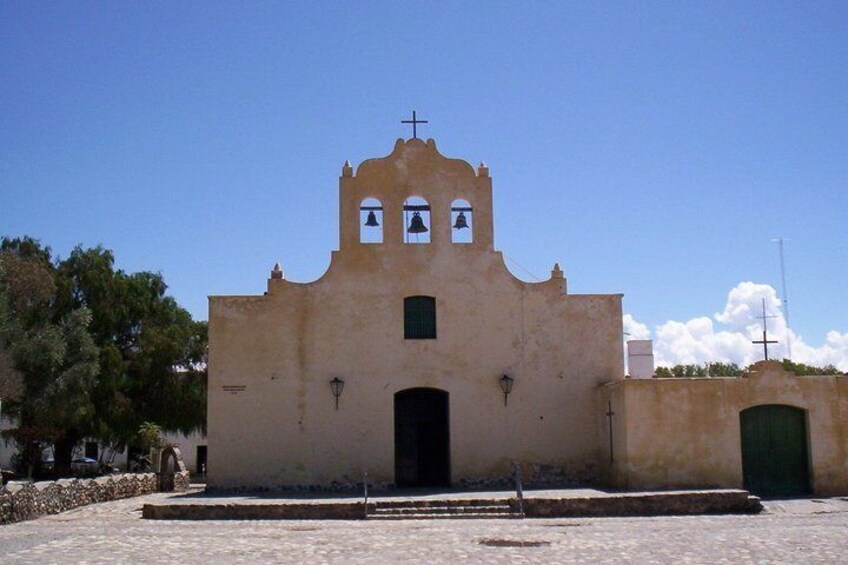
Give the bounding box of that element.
[740,404,810,497]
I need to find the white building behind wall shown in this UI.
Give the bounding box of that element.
[0,415,206,476]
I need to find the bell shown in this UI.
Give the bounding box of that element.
[364,211,380,227]
[452,211,469,230]
[407,211,428,233]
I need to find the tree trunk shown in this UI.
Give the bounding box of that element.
[18,439,40,479]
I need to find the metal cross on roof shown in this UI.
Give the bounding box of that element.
[752,298,779,361]
[401,110,428,139]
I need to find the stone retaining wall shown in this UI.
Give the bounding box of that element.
[0,473,158,525]
[521,490,763,517]
[143,501,367,520]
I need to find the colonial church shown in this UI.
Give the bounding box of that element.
[207,135,847,496]
[208,136,623,490]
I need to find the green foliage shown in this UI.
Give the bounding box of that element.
[653,359,841,379]
[0,236,207,476]
[1,236,51,263]
[780,359,841,376]
[653,362,743,378]
[136,421,164,453]
[55,244,208,447]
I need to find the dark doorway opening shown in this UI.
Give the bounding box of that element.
[394,388,450,487]
[740,404,811,497]
[196,445,208,476]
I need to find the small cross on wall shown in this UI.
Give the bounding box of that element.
[605,401,615,463]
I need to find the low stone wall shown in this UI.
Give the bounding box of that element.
[0,473,158,525]
[173,470,191,493]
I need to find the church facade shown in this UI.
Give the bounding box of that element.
[207,138,624,490]
[207,137,847,496]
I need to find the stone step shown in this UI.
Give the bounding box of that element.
[371,498,512,509]
[367,512,523,520]
[372,504,513,515]
[368,502,523,520]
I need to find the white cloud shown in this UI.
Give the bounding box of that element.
[714,281,782,330]
[626,282,848,372]
[623,314,650,340]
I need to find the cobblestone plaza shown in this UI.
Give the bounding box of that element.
[2,493,847,563]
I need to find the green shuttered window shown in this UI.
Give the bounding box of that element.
[404,296,436,339]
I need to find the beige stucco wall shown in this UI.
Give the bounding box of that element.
[598,361,848,495]
[207,139,624,489]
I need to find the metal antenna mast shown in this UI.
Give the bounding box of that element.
[771,237,792,359]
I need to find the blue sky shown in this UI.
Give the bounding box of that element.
[2,3,846,368]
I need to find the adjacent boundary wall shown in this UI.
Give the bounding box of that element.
[597,361,848,495]
[0,472,189,525]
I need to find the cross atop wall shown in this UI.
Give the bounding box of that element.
[401,110,428,139]
[752,298,779,360]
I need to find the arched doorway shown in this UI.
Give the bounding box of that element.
[740,404,810,497]
[394,388,450,487]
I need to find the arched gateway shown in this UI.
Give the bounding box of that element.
[157,446,187,492]
[394,388,450,487]
[740,404,810,497]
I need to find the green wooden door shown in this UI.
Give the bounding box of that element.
[740,405,810,497]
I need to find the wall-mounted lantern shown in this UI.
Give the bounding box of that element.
[499,374,514,406]
[330,377,345,410]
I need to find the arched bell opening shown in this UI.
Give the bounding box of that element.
[360,198,383,244]
[451,199,473,244]
[403,196,430,244]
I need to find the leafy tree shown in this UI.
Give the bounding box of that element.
[0,242,99,476]
[0,236,207,477]
[54,245,207,451]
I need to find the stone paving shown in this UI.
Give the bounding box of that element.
[1,491,846,564]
